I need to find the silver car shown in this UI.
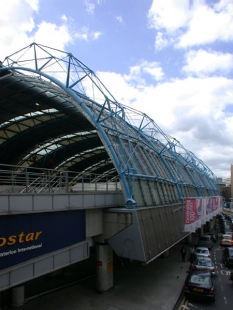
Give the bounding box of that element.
[195,247,211,258]
[190,257,215,274]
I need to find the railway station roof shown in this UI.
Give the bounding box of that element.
[0,43,219,205]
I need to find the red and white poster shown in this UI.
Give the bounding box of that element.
[206,197,213,221]
[184,198,196,232]
[184,196,223,232]
[213,196,219,216]
[201,197,207,224]
[195,198,202,229]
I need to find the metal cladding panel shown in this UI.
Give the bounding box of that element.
[171,205,184,241]
[9,195,35,213]
[137,209,158,261]
[107,210,146,262]
[158,207,173,247]
[0,210,86,270]
[33,195,53,211]
[133,180,145,206]
[165,206,179,244]
[11,264,33,283]
[137,205,189,262]
[149,208,165,253]
[34,256,53,275]
[0,242,89,291]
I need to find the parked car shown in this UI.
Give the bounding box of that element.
[222,247,233,267]
[198,235,213,251]
[190,257,215,274]
[183,270,216,302]
[195,247,211,258]
[220,234,233,247]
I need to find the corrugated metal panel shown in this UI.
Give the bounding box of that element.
[137,204,188,261]
[137,209,158,261]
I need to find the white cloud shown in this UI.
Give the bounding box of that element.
[155,32,169,51]
[85,1,95,15]
[75,27,102,41]
[61,15,68,22]
[26,0,39,11]
[35,22,72,50]
[125,61,164,85]
[92,31,102,40]
[148,0,233,49]
[115,16,123,24]
[0,0,73,61]
[96,71,233,177]
[178,2,233,47]
[183,49,233,76]
[148,0,189,32]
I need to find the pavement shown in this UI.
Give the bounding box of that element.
[11,241,191,310]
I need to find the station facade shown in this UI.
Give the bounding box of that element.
[0,43,220,303]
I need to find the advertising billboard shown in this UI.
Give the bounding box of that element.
[0,210,86,270]
[184,196,223,233]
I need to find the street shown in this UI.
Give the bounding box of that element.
[176,238,233,309]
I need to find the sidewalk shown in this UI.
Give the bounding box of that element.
[17,242,190,310]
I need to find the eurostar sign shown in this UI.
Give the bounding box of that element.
[0,210,86,270]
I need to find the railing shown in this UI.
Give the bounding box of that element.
[0,164,121,194]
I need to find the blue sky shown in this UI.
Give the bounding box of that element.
[1,0,233,179]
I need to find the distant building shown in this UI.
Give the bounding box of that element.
[219,165,233,202]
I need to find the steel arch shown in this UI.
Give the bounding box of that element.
[0,43,220,207]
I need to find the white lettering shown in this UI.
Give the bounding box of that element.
[220,270,231,276]
[0,243,42,257]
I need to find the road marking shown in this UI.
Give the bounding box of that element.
[224,296,227,304]
[187,302,198,308]
[220,269,231,276]
[221,284,224,291]
[178,297,189,310]
[178,297,187,310]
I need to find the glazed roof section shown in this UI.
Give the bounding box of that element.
[0,72,113,178]
[0,43,219,197]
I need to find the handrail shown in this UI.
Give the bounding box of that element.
[0,164,121,194]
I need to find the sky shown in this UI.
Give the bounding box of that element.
[1,0,233,179]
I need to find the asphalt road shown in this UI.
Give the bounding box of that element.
[175,227,233,309]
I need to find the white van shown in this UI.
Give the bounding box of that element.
[198,235,213,251]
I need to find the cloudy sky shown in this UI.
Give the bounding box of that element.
[1,0,233,179]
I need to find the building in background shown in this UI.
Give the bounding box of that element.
[218,165,233,206]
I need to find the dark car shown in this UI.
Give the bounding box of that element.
[183,270,216,302]
[222,247,233,267]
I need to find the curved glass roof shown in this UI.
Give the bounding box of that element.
[0,43,219,206]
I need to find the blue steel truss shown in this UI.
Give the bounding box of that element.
[1,43,219,207]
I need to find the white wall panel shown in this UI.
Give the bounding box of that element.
[0,241,89,291]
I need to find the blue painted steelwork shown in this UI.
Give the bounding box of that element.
[1,43,219,207]
[0,65,131,201]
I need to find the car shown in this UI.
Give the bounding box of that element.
[198,235,213,250]
[190,257,215,274]
[195,247,211,258]
[183,270,216,302]
[220,234,233,247]
[222,247,233,267]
